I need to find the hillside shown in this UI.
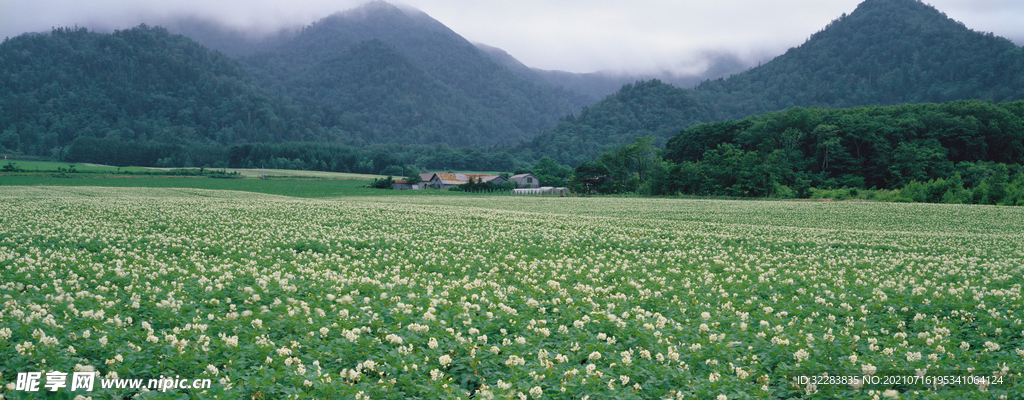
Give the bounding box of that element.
[697,0,1024,120]
[0,25,355,161]
[527,0,1024,166]
[239,1,591,147]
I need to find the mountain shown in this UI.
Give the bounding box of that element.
[696,0,1024,121]
[527,0,1024,166]
[0,25,354,160]
[237,1,591,147]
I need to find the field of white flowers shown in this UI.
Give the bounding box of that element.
[1,186,1022,399]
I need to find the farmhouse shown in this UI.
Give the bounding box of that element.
[508,173,539,188]
[408,173,507,190]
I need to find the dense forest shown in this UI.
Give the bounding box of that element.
[654,100,1024,195]
[524,0,1024,166]
[0,25,359,158]
[238,1,590,147]
[553,100,1024,205]
[524,80,712,166]
[258,38,518,147]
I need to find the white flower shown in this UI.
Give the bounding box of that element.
[862,364,877,375]
[206,364,220,375]
[439,354,452,367]
[794,349,809,363]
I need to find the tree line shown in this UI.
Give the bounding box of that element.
[564,100,1024,205]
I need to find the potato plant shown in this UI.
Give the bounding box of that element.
[1,186,1022,399]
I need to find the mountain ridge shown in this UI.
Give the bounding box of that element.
[235,0,591,147]
[525,0,1024,166]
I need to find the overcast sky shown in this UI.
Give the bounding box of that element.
[1,0,1021,74]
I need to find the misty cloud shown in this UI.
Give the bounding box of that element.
[1,0,1021,75]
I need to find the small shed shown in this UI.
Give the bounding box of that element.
[392,180,416,190]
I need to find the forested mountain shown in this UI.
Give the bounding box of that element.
[0,25,358,159]
[238,1,591,147]
[696,0,1024,120]
[527,0,1024,166]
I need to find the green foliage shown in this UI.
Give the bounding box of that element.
[368,176,395,189]
[64,136,228,167]
[530,157,571,187]
[658,100,1024,196]
[571,161,612,194]
[2,162,22,172]
[380,165,404,176]
[793,165,1024,206]
[583,137,661,194]
[404,166,422,186]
